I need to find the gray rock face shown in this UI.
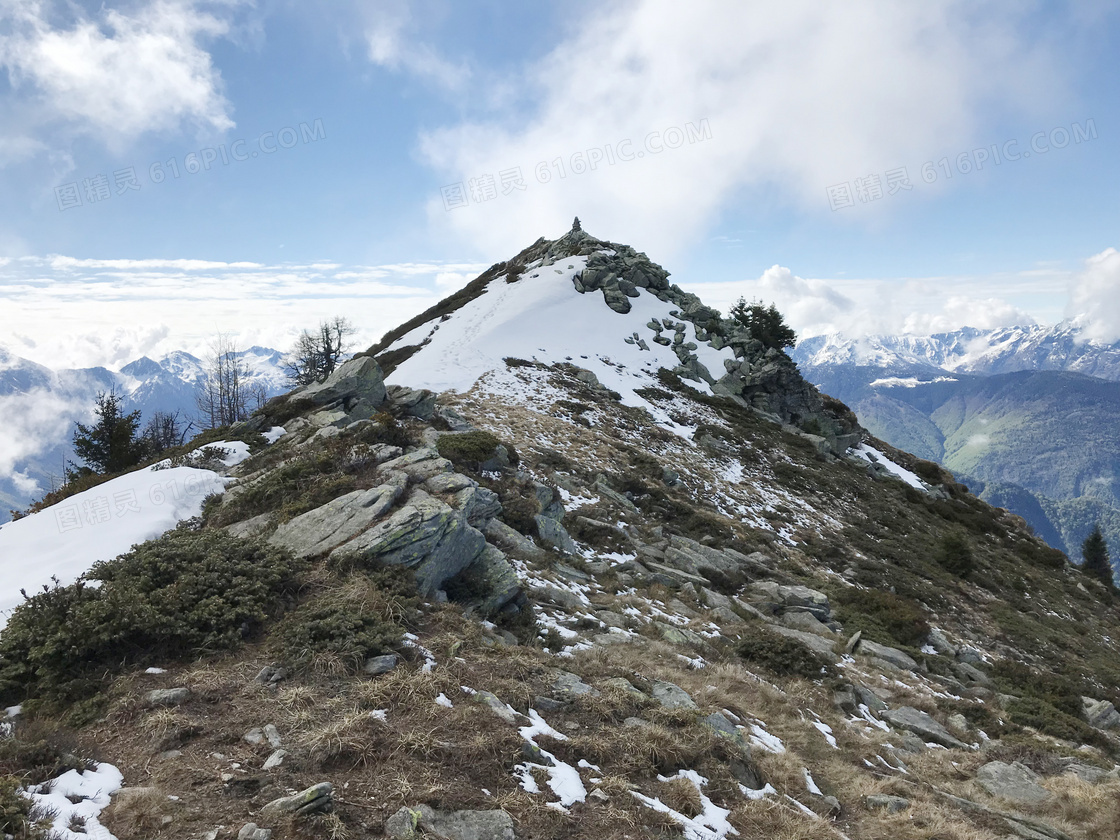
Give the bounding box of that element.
[1082,696,1120,730]
[746,581,831,620]
[259,782,333,820]
[385,804,515,840]
[146,688,190,707]
[534,514,578,554]
[778,610,836,637]
[378,448,453,483]
[856,639,918,672]
[880,706,967,750]
[298,356,387,413]
[926,627,957,656]
[238,824,272,840]
[453,486,503,527]
[975,761,1052,805]
[329,491,486,597]
[452,544,522,616]
[386,385,437,420]
[769,626,839,662]
[649,680,698,710]
[268,478,407,558]
[552,671,600,699]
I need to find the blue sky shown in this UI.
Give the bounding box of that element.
[1,0,1119,368]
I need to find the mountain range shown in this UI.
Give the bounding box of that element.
[792,328,1120,567]
[0,346,289,521]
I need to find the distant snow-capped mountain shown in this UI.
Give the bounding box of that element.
[0,346,289,522]
[793,324,1120,380]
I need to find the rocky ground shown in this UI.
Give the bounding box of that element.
[7,326,1120,840]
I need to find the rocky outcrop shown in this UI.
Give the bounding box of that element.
[974,761,1052,805]
[329,491,487,597]
[880,706,967,749]
[295,356,387,421]
[268,477,407,558]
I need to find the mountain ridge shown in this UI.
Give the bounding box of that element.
[3,224,1120,839]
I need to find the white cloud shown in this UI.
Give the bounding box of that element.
[0,0,235,148]
[1067,248,1120,344]
[11,469,40,497]
[0,256,488,369]
[362,0,467,90]
[420,0,1064,257]
[0,388,84,479]
[683,263,1042,340]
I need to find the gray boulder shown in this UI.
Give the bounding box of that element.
[363,654,400,675]
[298,356,386,411]
[769,626,839,663]
[385,804,515,840]
[329,491,486,597]
[746,581,831,620]
[453,486,503,527]
[649,680,697,710]
[386,385,437,420]
[259,782,333,820]
[238,824,272,840]
[975,761,1052,805]
[268,478,406,558]
[534,515,578,554]
[146,688,190,707]
[453,545,523,616]
[552,671,600,699]
[1082,696,1120,730]
[880,706,967,750]
[856,639,918,672]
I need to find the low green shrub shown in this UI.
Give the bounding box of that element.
[208,451,359,527]
[736,629,834,679]
[437,431,519,472]
[0,530,305,706]
[990,660,1084,718]
[0,774,55,838]
[275,569,416,672]
[350,412,413,449]
[937,532,975,577]
[833,588,930,649]
[1005,696,1104,747]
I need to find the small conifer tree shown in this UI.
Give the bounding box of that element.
[729,298,797,351]
[69,391,145,477]
[1081,523,1113,587]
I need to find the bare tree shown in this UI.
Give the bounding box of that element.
[284,316,356,386]
[196,333,252,429]
[143,410,191,454]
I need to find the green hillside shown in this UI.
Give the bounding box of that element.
[804,365,1120,566]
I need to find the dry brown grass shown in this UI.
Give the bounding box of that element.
[99,785,174,839]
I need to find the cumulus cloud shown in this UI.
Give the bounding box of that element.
[0,0,235,149]
[684,263,1041,340]
[0,256,488,369]
[11,469,40,497]
[419,0,1064,257]
[1067,248,1120,344]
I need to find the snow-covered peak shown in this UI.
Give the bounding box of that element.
[380,247,732,407]
[793,322,1120,380]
